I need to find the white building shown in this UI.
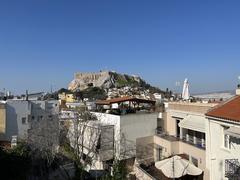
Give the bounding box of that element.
[206,91,240,180]
[93,111,158,161]
[64,97,158,172]
[1,99,59,142]
[67,119,115,171]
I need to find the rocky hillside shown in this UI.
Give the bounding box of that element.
[68,71,163,94]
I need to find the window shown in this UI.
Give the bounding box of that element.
[225,135,240,149]
[32,116,35,120]
[22,117,26,124]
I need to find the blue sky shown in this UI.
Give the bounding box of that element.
[0,0,240,94]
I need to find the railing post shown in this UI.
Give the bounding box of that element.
[179,127,182,139]
[193,131,197,144]
[186,133,189,141]
[201,138,205,147]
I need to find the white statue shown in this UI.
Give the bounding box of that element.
[182,78,190,100]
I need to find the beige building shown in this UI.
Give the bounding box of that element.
[136,101,217,180]
[58,92,75,103]
[0,103,6,139]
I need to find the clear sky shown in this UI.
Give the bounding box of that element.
[0,0,240,94]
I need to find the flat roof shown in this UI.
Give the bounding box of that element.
[96,96,156,105]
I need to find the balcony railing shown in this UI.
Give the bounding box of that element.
[155,129,205,149]
[225,159,240,178]
[182,135,205,149]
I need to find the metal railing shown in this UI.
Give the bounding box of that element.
[155,129,206,149]
[182,135,205,149]
[225,159,240,178]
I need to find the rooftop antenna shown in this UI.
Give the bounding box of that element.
[50,84,54,93]
[26,90,28,101]
[175,81,181,95]
[3,88,6,96]
[238,76,240,88]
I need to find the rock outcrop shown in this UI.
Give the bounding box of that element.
[68,71,112,91]
[68,71,162,94]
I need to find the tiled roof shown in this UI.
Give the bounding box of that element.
[96,96,156,105]
[206,95,240,122]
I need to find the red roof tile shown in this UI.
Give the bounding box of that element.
[206,95,240,122]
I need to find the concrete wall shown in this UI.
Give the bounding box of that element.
[153,136,179,160]
[178,141,206,169]
[136,136,154,164]
[93,112,158,160]
[165,112,177,136]
[120,112,158,159]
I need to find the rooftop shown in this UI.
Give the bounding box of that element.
[95,96,157,115]
[206,95,240,122]
[96,96,156,105]
[166,101,218,114]
[168,101,218,107]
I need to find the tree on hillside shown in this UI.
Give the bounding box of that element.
[81,87,107,100]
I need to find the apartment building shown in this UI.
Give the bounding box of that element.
[136,101,217,180]
[206,89,240,180]
[0,99,59,142]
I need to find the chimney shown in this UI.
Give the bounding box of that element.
[236,84,240,95]
[26,90,29,101]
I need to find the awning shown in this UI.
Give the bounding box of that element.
[155,155,203,178]
[178,115,206,133]
[225,127,240,138]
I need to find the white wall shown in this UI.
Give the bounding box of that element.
[120,112,158,159]
[93,112,121,158]
[5,100,59,142]
[6,100,31,141]
[206,118,240,180]
[93,112,158,160]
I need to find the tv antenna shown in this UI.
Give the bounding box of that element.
[238,76,240,88]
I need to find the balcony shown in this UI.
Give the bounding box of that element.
[155,128,179,142]
[155,128,205,150]
[181,135,205,150]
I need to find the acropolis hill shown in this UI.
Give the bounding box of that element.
[68,71,162,93]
